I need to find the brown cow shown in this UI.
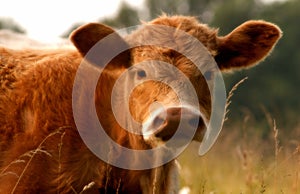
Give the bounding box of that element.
[0,15,281,193]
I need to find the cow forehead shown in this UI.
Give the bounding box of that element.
[124,18,218,57]
[130,45,215,77]
[124,24,217,75]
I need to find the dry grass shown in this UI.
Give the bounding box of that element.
[0,126,98,194]
[178,120,300,194]
[2,118,299,194]
[1,105,299,193]
[176,77,299,193]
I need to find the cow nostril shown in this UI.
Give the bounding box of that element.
[189,117,200,128]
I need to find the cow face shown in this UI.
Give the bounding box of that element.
[71,16,281,153]
[124,45,213,146]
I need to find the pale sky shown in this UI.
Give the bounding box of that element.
[0,0,283,42]
[0,0,144,42]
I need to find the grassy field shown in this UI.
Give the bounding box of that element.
[178,121,300,194]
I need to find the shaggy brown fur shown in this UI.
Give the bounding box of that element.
[0,15,281,193]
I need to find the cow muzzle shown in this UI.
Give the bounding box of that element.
[142,105,208,144]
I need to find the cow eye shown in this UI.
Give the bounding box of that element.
[137,69,147,79]
[204,71,213,80]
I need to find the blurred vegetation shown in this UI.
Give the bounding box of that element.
[179,125,300,194]
[211,0,300,137]
[101,1,139,28]
[64,0,299,137]
[0,17,25,33]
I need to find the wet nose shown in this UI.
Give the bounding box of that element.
[152,107,205,142]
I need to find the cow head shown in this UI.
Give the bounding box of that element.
[71,16,281,165]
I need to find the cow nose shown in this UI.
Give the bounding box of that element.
[152,107,205,142]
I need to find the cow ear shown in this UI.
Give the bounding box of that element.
[215,20,282,71]
[70,23,130,68]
